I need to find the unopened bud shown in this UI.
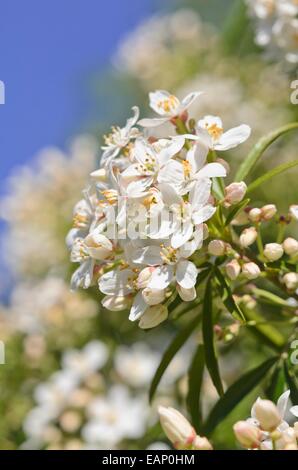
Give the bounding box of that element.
[233,421,262,449]
[139,305,168,329]
[289,205,298,221]
[253,399,281,432]
[224,182,247,205]
[102,295,132,311]
[261,204,277,221]
[225,259,241,280]
[242,262,261,280]
[240,227,258,248]
[177,285,196,301]
[142,288,166,306]
[283,272,298,291]
[283,237,298,257]
[248,208,262,223]
[264,243,284,262]
[208,239,226,256]
[193,435,213,450]
[158,406,196,449]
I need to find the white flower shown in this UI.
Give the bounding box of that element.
[101,106,140,166]
[61,341,109,380]
[196,115,251,151]
[138,90,202,127]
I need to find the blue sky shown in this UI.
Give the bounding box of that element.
[0,0,166,186]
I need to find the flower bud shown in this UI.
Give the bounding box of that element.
[208,239,226,256]
[253,399,281,431]
[90,168,107,182]
[239,227,258,248]
[264,243,284,262]
[225,259,241,280]
[233,421,262,448]
[261,204,277,221]
[137,267,154,289]
[283,237,298,257]
[224,182,247,205]
[242,262,261,280]
[177,285,196,301]
[139,305,168,329]
[158,406,196,449]
[283,272,298,291]
[142,288,166,306]
[248,208,262,223]
[231,211,249,226]
[85,232,113,260]
[192,435,213,450]
[289,205,298,221]
[102,295,132,311]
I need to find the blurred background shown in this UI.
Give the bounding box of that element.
[0,0,297,450]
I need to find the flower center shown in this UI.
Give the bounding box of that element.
[157,95,179,114]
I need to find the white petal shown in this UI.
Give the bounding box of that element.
[129,291,148,321]
[176,260,198,289]
[158,183,182,206]
[180,91,203,111]
[189,179,211,209]
[277,390,290,419]
[215,125,251,151]
[124,106,139,131]
[126,177,153,197]
[290,405,298,418]
[132,246,163,266]
[158,160,184,188]
[148,265,174,289]
[155,136,185,166]
[192,205,216,225]
[98,269,133,296]
[138,117,169,128]
[186,141,209,173]
[195,162,226,179]
[70,259,94,291]
[177,285,196,301]
[171,222,193,249]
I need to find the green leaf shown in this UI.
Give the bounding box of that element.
[247,159,298,194]
[203,356,278,435]
[251,287,296,309]
[224,198,250,227]
[186,344,205,433]
[265,364,284,402]
[202,278,224,397]
[243,308,285,351]
[284,362,298,403]
[214,267,246,323]
[235,122,298,182]
[149,314,201,403]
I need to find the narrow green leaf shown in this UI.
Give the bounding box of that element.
[186,344,205,433]
[252,287,296,309]
[265,364,284,402]
[203,356,278,435]
[214,267,246,323]
[284,362,298,403]
[235,122,298,182]
[202,278,224,397]
[247,159,298,194]
[243,308,286,351]
[149,314,201,403]
[224,198,250,227]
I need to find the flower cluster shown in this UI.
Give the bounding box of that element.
[233,390,298,450]
[67,90,251,328]
[246,0,298,63]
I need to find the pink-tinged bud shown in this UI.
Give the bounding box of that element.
[289,205,298,221]
[177,285,196,302]
[283,237,298,257]
[261,204,277,221]
[253,399,281,431]
[248,208,262,223]
[231,211,249,226]
[240,227,258,248]
[224,182,247,205]
[208,239,226,256]
[142,288,166,306]
[102,295,132,311]
[216,158,230,175]
[225,259,241,280]
[158,406,196,449]
[90,168,107,182]
[233,421,262,448]
[139,305,168,329]
[283,272,298,291]
[242,262,261,280]
[192,435,213,450]
[264,243,284,262]
[137,267,154,289]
